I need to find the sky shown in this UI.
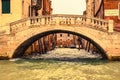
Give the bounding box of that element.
[51,0,86,15]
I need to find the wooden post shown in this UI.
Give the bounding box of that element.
[92,46,95,54]
[41,38,44,54]
[43,36,48,53]
[73,35,75,45]
[85,41,89,51]
[38,39,42,54]
[43,37,45,54]
[31,44,33,55]
[48,35,50,51]
[34,41,37,53]
[52,34,54,50]
[81,39,84,49]
[87,42,91,52]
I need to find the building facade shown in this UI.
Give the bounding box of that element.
[0,0,28,26]
[0,0,106,57]
[56,33,76,48]
[0,0,52,26]
[0,0,53,56]
[86,0,120,30]
[86,0,104,18]
[104,0,120,30]
[43,0,52,15]
[94,0,104,18]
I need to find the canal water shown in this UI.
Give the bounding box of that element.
[0,48,120,80]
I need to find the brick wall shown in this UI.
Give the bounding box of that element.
[43,0,52,15]
[104,1,120,27]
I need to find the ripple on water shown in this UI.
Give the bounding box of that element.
[0,48,120,80]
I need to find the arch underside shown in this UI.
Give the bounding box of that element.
[13,30,107,59]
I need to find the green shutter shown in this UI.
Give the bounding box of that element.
[2,0,10,14]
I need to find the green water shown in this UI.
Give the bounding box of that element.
[0,59,120,80]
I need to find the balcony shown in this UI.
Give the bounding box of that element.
[32,0,42,10]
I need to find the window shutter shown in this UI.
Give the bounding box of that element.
[2,0,10,14]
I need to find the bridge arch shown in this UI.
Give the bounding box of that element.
[12,28,107,59]
[1,14,119,60]
[7,14,115,59]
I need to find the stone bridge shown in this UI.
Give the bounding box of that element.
[0,14,120,60]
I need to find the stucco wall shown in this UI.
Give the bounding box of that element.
[0,0,22,26]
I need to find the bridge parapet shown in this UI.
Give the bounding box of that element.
[9,14,113,34]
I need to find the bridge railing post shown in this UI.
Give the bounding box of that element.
[86,17,91,25]
[70,17,75,25]
[34,18,38,25]
[26,18,31,27]
[41,17,45,25]
[56,16,60,25]
[108,20,114,33]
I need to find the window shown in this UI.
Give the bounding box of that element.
[2,0,10,14]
